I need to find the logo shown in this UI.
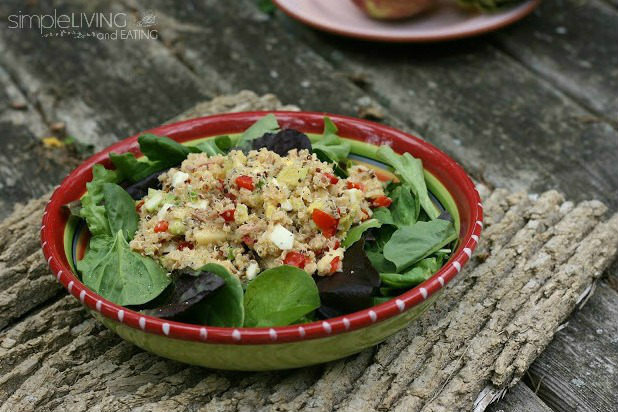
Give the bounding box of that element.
[7,9,158,41]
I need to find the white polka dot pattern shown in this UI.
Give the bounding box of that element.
[232,329,241,341]
[369,310,377,323]
[420,287,428,299]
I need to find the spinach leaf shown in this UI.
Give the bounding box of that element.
[312,117,351,166]
[383,219,457,272]
[376,146,439,220]
[187,263,244,327]
[243,265,320,327]
[365,243,396,273]
[317,239,381,317]
[343,219,381,248]
[251,129,312,156]
[102,183,138,241]
[138,134,200,165]
[109,152,165,183]
[372,207,395,226]
[143,268,224,318]
[79,164,120,237]
[390,185,420,227]
[77,230,171,306]
[234,114,280,152]
[380,257,442,289]
[195,135,232,156]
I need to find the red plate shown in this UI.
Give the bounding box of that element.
[273,0,541,42]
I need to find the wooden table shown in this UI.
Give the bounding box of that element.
[0,1,616,411]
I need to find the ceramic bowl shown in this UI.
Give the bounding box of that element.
[40,112,482,371]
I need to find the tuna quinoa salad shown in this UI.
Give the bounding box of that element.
[71,115,457,327]
[130,149,387,280]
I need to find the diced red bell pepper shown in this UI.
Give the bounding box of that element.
[330,256,341,273]
[334,240,341,249]
[324,173,339,185]
[346,181,365,191]
[177,241,194,251]
[372,195,392,208]
[283,251,310,269]
[154,220,169,233]
[235,175,254,191]
[136,200,145,213]
[312,209,339,238]
[220,209,235,222]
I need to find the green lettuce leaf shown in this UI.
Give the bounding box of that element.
[102,183,138,241]
[77,231,171,306]
[377,146,439,220]
[234,114,280,151]
[343,219,381,248]
[186,263,244,327]
[243,265,320,327]
[383,219,457,272]
[79,164,119,237]
[312,117,351,167]
[379,257,443,289]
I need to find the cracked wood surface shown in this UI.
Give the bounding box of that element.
[1,169,617,412]
[1,94,617,412]
[0,0,616,408]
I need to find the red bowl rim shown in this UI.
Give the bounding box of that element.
[40,111,482,345]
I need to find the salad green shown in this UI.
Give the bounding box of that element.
[72,115,457,327]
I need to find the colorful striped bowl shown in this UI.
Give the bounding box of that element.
[40,112,482,370]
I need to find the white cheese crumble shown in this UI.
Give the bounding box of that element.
[269,224,294,250]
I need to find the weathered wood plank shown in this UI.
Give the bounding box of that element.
[491,0,618,123]
[487,382,553,412]
[3,185,617,412]
[0,66,75,220]
[121,0,395,123]
[274,15,618,212]
[525,281,618,412]
[0,0,213,150]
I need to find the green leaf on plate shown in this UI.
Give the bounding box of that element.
[343,218,381,248]
[383,219,457,272]
[243,265,320,327]
[234,114,280,151]
[377,146,439,220]
[187,263,245,327]
[78,230,171,306]
[102,183,138,241]
[79,164,119,237]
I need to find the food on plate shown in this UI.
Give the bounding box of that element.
[351,0,437,19]
[455,0,522,11]
[70,115,456,327]
[350,0,525,19]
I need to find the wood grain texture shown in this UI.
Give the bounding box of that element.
[0,0,212,150]
[0,0,615,408]
[492,0,618,123]
[486,383,553,412]
[525,282,618,412]
[1,130,617,411]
